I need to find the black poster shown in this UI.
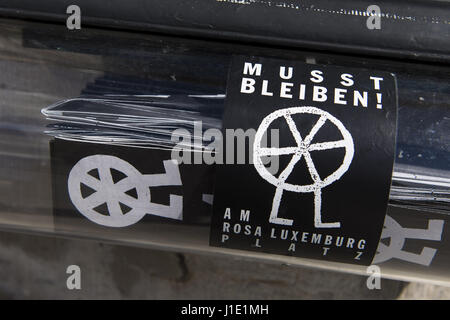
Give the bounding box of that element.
[51,140,214,229]
[210,56,398,265]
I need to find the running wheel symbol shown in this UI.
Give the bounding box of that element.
[68,155,183,227]
[253,106,354,228]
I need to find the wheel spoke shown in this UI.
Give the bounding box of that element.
[106,200,123,217]
[118,193,140,208]
[309,140,347,151]
[83,191,105,208]
[303,151,322,183]
[79,174,101,190]
[257,147,298,156]
[304,115,327,145]
[98,165,114,185]
[116,177,137,192]
[278,153,303,184]
[284,114,304,147]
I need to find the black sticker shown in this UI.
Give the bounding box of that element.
[51,139,214,229]
[210,56,398,265]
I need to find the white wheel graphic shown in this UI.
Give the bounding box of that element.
[373,215,444,266]
[68,155,183,227]
[253,106,354,228]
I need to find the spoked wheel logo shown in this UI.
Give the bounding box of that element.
[253,106,354,228]
[68,155,183,227]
